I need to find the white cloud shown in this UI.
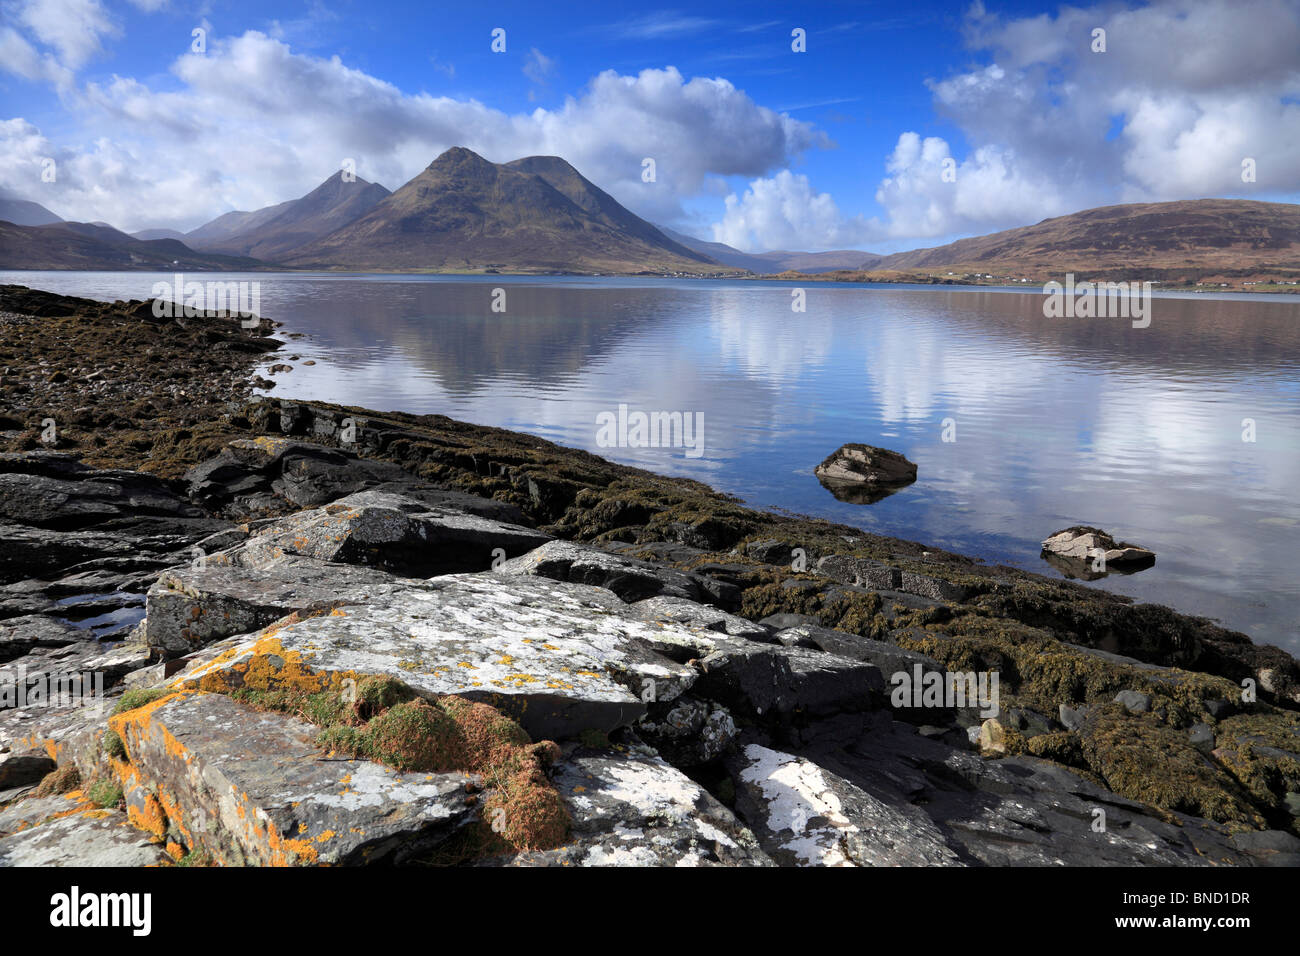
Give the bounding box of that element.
[711,170,874,251]
[712,0,1300,251]
[0,32,825,232]
[15,0,117,71]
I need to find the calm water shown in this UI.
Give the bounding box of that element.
[7,271,1299,655]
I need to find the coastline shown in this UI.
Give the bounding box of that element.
[2,283,1298,866]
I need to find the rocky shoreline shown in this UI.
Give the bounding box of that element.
[0,283,1298,867]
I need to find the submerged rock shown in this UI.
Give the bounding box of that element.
[814,443,918,504]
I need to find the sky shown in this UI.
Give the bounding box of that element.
[2,0,1298,253]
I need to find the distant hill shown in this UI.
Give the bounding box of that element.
[0,198,63,227]
[132,228,188,241]
[0,220,267,271]
[282,147,729,274]
[186,171,391,261]
[658,226,879,273]
[870,199,1300,281]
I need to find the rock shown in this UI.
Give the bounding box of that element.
[0,750,56,789]
[815,554,970,603]
[1114,690,1154,714]
[627,595,770,640]
[816,554,901,590]
[1041,526,1156,574]
[169,574,699,741]
[143,554,436,657]
[978,718,1008,754]
[689,637,885,721]
[776,624,943,679]
[0,804,172,866]
[495,540,705,604]
[495,749,772,866]
[0,614,83,663]
[0,451,205,531]
[1059,703,1089,731]
[727,743,962,866]
[185,436,527,522]
[1188,724,1215,750]
[742,540,797,566]
[225,490,551,578]
[110,691,476,865]
[1002,707,1055,737]
[637,696,737,766]
[758,612,821,631]
[814,443,917,504]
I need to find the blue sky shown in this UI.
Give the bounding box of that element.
[3,0,1298,251]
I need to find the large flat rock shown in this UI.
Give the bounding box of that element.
[729,743,964,867]
[225,490,551,577]
[170,574,700,741]
[0,804,171,866]
[144,554,435,657]
[110,691,476,866]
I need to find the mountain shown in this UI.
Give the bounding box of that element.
[0,220,267,271]
[658,226,879,273]
[282,147,728,274]
[185,171,391,261]
[0,198,63,227]
[869,199,1300,281]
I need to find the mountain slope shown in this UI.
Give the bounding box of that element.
[185,171,391,260]
[283,147,729,274]
[873,199,1300,278]
[658,226,880,273]
[0,221,267,271]
[0,198,63,227]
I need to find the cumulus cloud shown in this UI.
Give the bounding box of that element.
[0,31,824,231]
[713,0,1300,250]
[711,170,875,250]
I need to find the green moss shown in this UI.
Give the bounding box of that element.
[577,728,611,750]
[101,728,126,760]
[110,688,171,716]
[87,779,123,809]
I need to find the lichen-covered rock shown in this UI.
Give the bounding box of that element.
[144,554,434,656]
[627,595,771,639]
[109,691,476,866]
[225,490,551,577]
[728,743,963,866]
[495,540,707,604]
[0,804,171,866]
[169,574,700,741]
[493,748,772,867]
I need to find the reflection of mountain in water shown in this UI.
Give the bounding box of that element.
[280,282,696,397]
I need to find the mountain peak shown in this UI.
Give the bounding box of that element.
[429,146,493,169]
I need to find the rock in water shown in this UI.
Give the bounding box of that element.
[1041,526,1156,578]
[814,443,917,504]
